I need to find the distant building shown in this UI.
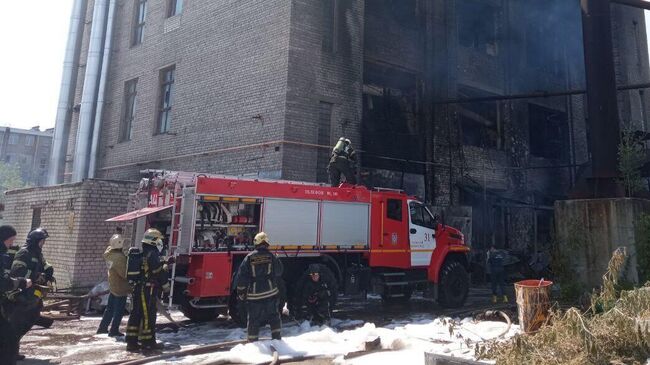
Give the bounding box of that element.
[0,126,54,187]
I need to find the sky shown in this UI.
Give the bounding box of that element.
[0,2,648,132]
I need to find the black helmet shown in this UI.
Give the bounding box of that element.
[308,264,320,274]
[27,228,49,246]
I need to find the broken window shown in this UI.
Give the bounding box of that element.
[387,199,402,221]
[120,78,138,142]
[458,87,502,150]
[132,0,147,46]
[528,104,568,160]
[317,102,333,183]
[457,0,498,56]
[157,66,175,134]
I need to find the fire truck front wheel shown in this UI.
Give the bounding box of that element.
[437,260,470,308]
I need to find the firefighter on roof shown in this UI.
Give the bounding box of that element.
[125,228,171,352]
[0,225,31,365]
[327,137,357,187]
[236,232,283,342]
[300,264,331,326]
[8,227,54,360]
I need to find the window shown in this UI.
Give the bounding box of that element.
[322,0,337,53]
[132,0,147,46]
[168,0,183,17]
[120,78,138,142]
[31,208,42,230]
[40,158,47,169]
[316,102,333,182]
[387,199,403,221]
[457,0,498,56]
[458,86,503,149]
[25,135,35,146]
[528,104,568,159]
[157,66,175,134]
[409,202,435,229]
[8,134,19,145]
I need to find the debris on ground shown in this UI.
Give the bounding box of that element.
[477,248,650,365]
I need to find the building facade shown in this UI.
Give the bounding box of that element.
[0,126,53,186]
[49,0,650,256]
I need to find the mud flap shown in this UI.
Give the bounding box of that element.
[423,282,438,300]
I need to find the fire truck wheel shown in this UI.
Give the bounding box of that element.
[290,264,338,318]
[437,260,470,308]
[180,304,220,322]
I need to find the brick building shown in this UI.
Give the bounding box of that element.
[39,0,649,262]
[3,180,137,289]
[0,126,53,186]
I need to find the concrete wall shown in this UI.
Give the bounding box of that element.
[555,198,649,288]
[3,180,137,289]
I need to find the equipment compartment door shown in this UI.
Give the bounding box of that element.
[262,198,320,247]
[408,201,437,267]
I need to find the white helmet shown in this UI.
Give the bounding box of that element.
[109,234,124,249]
[253,232,270,246]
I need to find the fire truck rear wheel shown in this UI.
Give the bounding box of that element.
[437,260,470,308]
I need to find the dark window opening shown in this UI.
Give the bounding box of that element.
[168,0,183,17]
[322,0,337,53]
[528,104,568,160]
[457,0,498,56]
[316,102,333,183]
[132,0,147,46]
[387,199,402,221]
[31,208,41,230]
[458,87,502,150]
[120,78,138,142]
[157,66,175,134]
[388,0,416,28]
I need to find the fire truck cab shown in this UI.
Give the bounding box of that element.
[107,171,470,322]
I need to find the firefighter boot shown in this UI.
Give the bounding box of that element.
[491,295,498,304]
[503,295,509,303]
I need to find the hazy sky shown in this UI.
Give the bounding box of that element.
[0,2,648,131]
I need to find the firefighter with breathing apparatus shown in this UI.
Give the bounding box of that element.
[327,137,357,187]
[8,228,55,361]
[125,228,171,352]
[236,232,283,342]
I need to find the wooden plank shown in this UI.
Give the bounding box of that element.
[424,353,484,365]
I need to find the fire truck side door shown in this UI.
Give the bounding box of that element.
[408,201,436,267]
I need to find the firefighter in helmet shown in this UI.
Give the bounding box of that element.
[0,225,31,364]
[327,137,357,187]
[125,228,171,352]
[300,264,331,326]
[8,227,55,360]
[235,232,283,342]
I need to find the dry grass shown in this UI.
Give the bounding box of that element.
[476,248,650,365]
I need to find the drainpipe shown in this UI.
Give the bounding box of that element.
[72,0,109,182]
[88,0,116,179]
[48,0,87,185]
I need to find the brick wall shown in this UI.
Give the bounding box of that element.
[3,180,137,290]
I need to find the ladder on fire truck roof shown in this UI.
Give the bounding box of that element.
[140,169,333,188]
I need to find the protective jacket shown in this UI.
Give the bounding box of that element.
[104,247,131,297]
[10,242,53,298]
[236,246,282,301]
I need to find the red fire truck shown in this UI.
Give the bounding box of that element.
[107,171,470,322]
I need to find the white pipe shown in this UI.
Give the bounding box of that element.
[72,0,109,182]
[48,0,87,185]
[88,0,116,179]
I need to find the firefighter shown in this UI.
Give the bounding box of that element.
[327,137,357,187]
[8,227,54,361]
[0,225,31,365]
[125,228,170,352]
[487,244,508,303]
[235,232,283,342]
[97,227,130,337]
[300,264,331,326]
